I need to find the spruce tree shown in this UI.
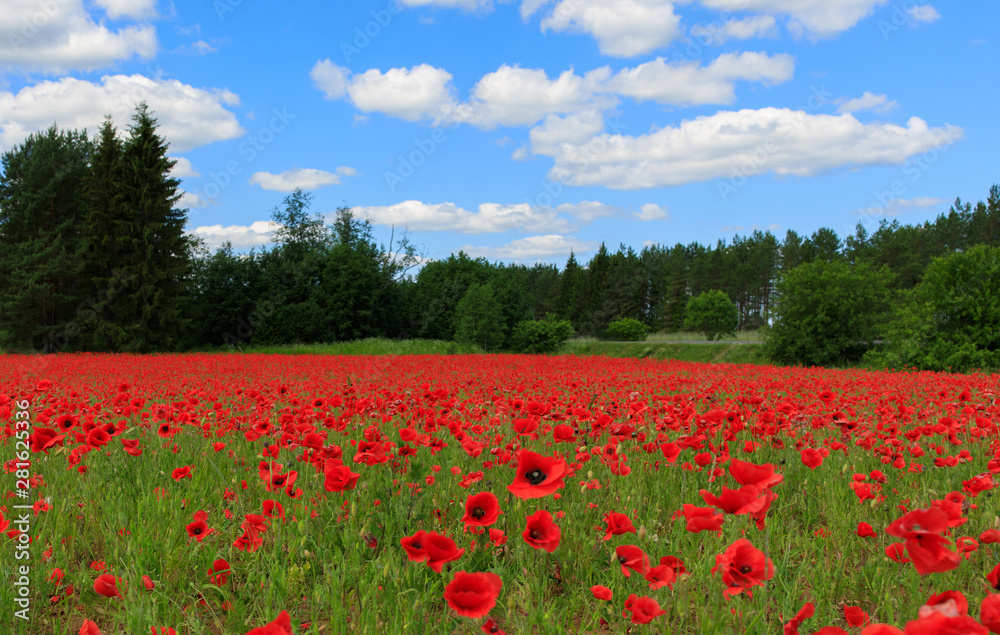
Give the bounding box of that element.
[106,103,192,351]
[0,125,91,351]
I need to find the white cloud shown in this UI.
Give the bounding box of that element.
[95,0,158,19]
[349,64,457,122]
[607,52,794,105]
[461,234,598,260]
[543,108,963,190]
[170,157,199,177]
[554,201,622,222]
[855,196,945,216]
[907,4,940,24]
[454,64,612,128]
[837,91,898,114]
[190,220,280,249]
[0,75,243,152]
[540,0,682,57]
[529,110,607,155]
[310,59,352,100]
[698,0,889,38]
[521,0,552,19]
[691,15,778,43]
[0,75,243,153]
[176,189,206,209]
[0,0,157,72]
[635,203,669,220]
[353,200,575,234]
[190,40,217,55]
[249,167,356,192]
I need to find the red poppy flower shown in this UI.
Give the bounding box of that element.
[980,594,1000,634]
[244,610,293,635]
[86,427,111,448]
[919,590,968,618]
[643,564,676,590]
[902,612,988,634]
[443,570,503,619]
[93,573,123,599]
[700,485,768,515]
[602,511,636,540]
[208,558,231,586]
[729,459,784,489]
[29,427,65,454]
[401,530,428,563]
[171,466,193,481]
[424,532,465,573]
[186,510,214,542]
[462,492,500,529]
[80,619,102,635]
[591,585,612,601]
[142,575,155,591]
[628,595,666,624]
[886,507,961,575]
[323,459,360,493]
[682,504,725,534]
[784,602,815,634]
[845,606,871,627]
[615,545,650,578]
[262,500,286,521]
[800,448,825,469]
[981,530,1000,544]
[507,449,569,499]
[885,542,910,564]
[712,538,774,598]
[522,510,561,553]
[487,528,507,546]
[856,522,878,538]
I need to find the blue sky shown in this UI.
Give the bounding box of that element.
[1,0,996,264]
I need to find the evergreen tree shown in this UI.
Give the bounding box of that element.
[99,103,192,351]
[0,125,91,351]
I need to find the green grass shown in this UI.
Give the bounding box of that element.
[235,338,483,356]
[559,340,768,365]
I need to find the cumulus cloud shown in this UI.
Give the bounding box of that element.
[543,107,963,190]
[691,15,779,44]
[635,203,669,220]
[453,64,613,128]
[0,74,243,153]
[314,53,794,130]
[190,221,280,250]
[698,0,889,38]
[0,0,157,72]
[540,0,682,57]
[554,201,622,222]
[311,61,457,122]
[170,157,199,178]
[461,234,598,260]
[95,0,158,19]
[529,110,608,155]
[606,52,794,105]
[176,189,206,209]
[906,4,940,24]
[249,167,357,192]
[352,200,575,234]
[837,92,898,114]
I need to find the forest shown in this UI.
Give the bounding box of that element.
[1,107,998,371]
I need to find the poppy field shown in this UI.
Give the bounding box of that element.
[2,353,1000,634]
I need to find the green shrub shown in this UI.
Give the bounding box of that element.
[602,317,648,341]
[510,318,574,353]
[683,290,738,340]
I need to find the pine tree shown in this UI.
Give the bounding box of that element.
[0,125,91,351]
[101,103,192,351]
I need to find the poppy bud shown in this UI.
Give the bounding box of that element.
[639,525,647,540]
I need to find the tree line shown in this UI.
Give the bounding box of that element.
[1,110,998,370]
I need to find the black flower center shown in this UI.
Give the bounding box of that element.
[619,556,628,564]
[739,564,753,574]
[525,469,547,485]
[192,526,202,535]
[411,542,422,550]
[472,507,485,519]
[529,530,540,539]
